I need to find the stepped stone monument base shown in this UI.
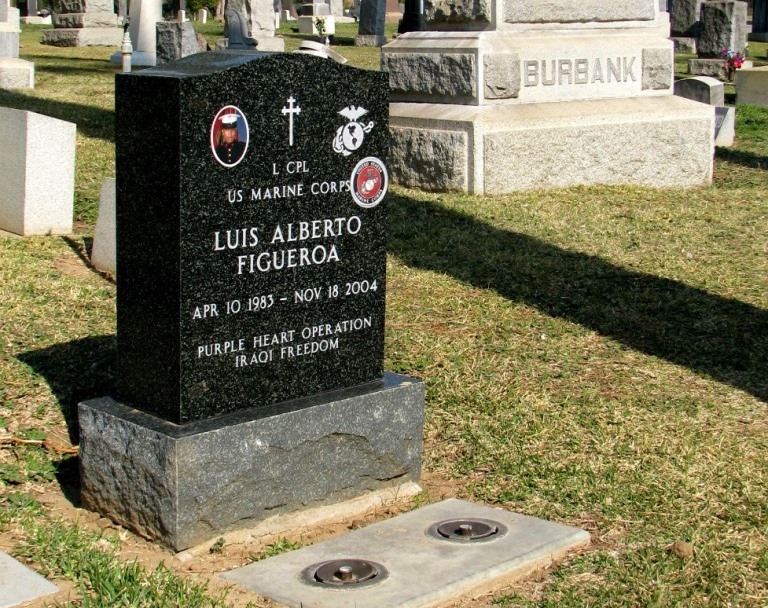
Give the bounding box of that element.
[381,0,714,193]
[43,0,121,47]
[390,96,714,194]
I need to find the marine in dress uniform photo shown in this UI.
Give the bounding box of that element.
[211,107,249,167]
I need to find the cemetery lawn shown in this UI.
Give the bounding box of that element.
[0,22,766,608]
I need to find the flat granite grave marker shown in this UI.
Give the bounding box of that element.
[79,50,424,551]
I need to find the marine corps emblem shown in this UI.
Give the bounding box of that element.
[333,105,375,157]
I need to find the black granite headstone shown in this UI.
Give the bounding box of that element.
[116,51,389,424]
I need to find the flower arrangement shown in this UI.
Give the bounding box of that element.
[719,47,745,79]
[720,48,745,69]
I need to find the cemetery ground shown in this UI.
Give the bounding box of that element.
[0,21,766,608]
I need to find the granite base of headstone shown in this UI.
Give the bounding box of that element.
[80,375,424,551]
[79,51,424,550]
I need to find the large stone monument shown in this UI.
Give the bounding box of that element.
[382,0,715,193]
[42,0,122,47]
[0,0,34,88]
[78,50,424,551]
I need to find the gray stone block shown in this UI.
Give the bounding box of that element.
[79,373,425,551]
[156,21,203,65]
[504,0,656,25]
[42,27,122,47]
[642,47,673,89]
[390,126,468,191]
[674,75,725,105]
[383,52,476,100]
[53,0,113,13]
[52,11,117,28]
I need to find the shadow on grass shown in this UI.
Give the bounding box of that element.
[0,89,114,141]
[715,147,768,170]
[388,195,768,402]
[17,335,116,443]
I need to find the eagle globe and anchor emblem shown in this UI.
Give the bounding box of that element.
[333,105,374,156]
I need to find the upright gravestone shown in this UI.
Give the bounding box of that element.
[355,0,386,46]
[752,0,768,41]
[78,50,424,551]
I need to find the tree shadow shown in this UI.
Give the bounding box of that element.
[17,335,116,443]
[0,89,114,141]
[715,147,768,170]
[387,195,768,402]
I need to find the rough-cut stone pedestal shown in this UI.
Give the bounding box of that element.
[382,0,715,194]
[42,0,121,47]
[79,374,425,551]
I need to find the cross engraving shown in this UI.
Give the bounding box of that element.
[281,95,301,146]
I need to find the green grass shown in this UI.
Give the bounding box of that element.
[1,20,766,608]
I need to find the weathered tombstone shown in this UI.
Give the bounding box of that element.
[0,107,74,236]
[674,75,725,105]
[381,0,715,193]
[78,50,424,551]
[355,0,385,45]
[42,0,122,47]
[697,0,748,56]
